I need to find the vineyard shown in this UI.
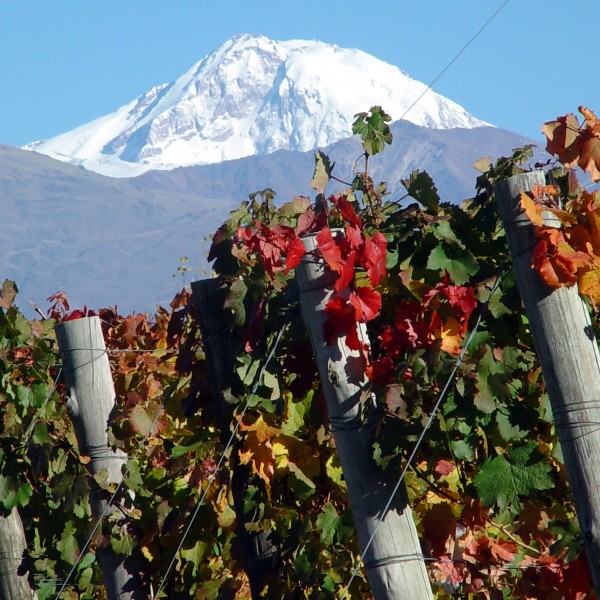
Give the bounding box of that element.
[2,105,600,599]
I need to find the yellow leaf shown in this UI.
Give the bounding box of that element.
[272,441,289,472]
[325,454,346,489]
[217,504,237,529]
[239,414,280,443]
[239,431,275,493]
[578,263,600,304]
[141,545,154,562]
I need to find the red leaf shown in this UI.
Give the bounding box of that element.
[335,251,357,292]
[349,286,381,322]
[323,296,361,350]
[316,227,345,274]
[296,205,327,237]
[366,357,395,385]
[422,503,456,557]
[440,284,477,321]
[243,297,267,352]
[363,232,387,286]
[330,194,362,227]
[284,236,306,274]
[435,459,455,477]
[344,223,364,251]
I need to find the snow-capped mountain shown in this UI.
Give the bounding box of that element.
[26,34,490,177]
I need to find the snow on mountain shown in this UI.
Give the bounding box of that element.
[25,34,490,177]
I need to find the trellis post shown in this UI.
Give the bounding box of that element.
[0,508,38,599]
[55,316,144,600]
[495,171,600,595]
[296,234,434,599]
[191,279,279,599]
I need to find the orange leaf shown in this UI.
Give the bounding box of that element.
[531,230,578,288]
[439,316,463,355]
[577,127,600,182]
[580,105,599,125]
[489,538,517,563]
[238,431,275,492]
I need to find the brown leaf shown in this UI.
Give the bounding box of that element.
[0,280,17,309]
[542,113,581,165]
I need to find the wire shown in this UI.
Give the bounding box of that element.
[339,272,505,598]
[151,321,289,599]
[397,0,511,125]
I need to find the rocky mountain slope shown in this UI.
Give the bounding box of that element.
[3,120,538,316]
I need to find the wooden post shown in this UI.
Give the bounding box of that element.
[190,280,279,599]
[55,316,144,600]
[495,171,600,594]
[296,234,433,599]
[0,508,38,599]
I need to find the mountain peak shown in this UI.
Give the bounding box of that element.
[26,34,490,177]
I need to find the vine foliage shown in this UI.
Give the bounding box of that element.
[1,105,599,598]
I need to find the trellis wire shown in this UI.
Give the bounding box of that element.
[340,272,505,598]
[151,320,288,599]
[396,0,511,127]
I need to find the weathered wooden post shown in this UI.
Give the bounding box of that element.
[0,508,38,599]
[191,280,279,599]
[296,234,433,599]
[55,316,144,600]
[495,171,600,594]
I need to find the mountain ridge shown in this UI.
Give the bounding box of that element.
[3,119,540,317]
[25,34,490,177]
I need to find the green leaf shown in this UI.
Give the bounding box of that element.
[496,411,528,441]
[310,151,334,193]
[31,382,49,408]
[401,170,440,212]
[352,106,393,156]
[124,459,144,492]
[316,503,341,546]
[58,522,80,565]
[282,395,310,436]
[181,540,208,573]
[474,442,553,511]
[278,196,311,218]
[426,243,478,285]
[549,519,584,562]
[474,372,497,414]
[16,385,32,408]
[450,439,474,461]
[111,534,136,556]
[32,421,51,445]
[171,438,207,458]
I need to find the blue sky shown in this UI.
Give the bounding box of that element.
[1,0,597,148]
